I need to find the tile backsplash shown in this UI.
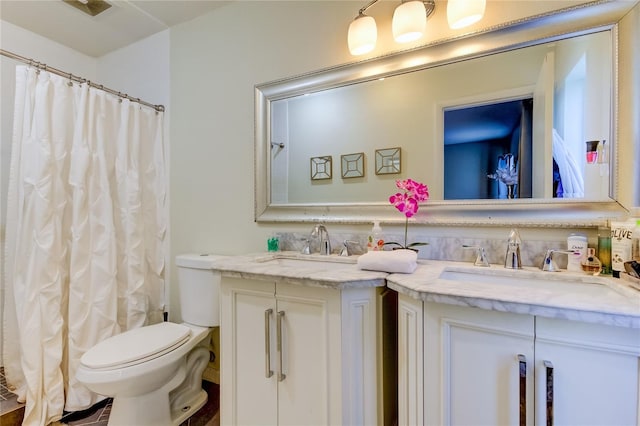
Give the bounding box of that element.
[277,231,567,268]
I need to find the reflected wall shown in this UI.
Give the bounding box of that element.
[270,31,611,204]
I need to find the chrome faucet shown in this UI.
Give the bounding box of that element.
[504,228,522,269]
[309,224,331,255]
[541,249,574,272]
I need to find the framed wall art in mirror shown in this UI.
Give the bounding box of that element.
[341,153,365,179]
[255,1,637,226]
[310,156,332,180]
[375,148,401,175]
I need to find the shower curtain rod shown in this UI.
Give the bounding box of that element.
[1,49,165,112]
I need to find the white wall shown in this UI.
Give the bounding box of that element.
[96,30,170,108]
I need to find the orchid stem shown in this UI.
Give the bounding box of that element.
[404,217,408,248]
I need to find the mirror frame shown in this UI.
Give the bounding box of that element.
[255,1,632,227]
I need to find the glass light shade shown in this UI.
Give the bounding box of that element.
[348,15,377,56]
[392,1,426,43]
[447,0,486,30]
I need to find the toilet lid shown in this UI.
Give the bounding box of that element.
[81,322,191,369]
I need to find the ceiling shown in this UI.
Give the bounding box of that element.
[0,0,229,57]
[444,100,526,145]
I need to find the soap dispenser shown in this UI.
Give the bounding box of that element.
[367,221,384,251]
[504,228,522,269]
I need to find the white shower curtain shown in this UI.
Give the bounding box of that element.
[3,65,167,425]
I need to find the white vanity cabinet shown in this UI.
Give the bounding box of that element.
[220,276,380,426]
[533,316,640,425]
[398,295,640,426]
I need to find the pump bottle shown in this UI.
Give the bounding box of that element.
[367,221,384,251]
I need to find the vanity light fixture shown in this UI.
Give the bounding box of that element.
[392,0,431,43]
[348,0,485,56]
[447,0,486,29]
[347,9,378,55]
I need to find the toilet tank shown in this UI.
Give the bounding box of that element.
[176,254,221,327]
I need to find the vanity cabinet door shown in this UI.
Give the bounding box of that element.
[423,302,535,426]
[274,282,342,426]
[534,317,640,426]
[221,277,350,426]
[220,277,277,425]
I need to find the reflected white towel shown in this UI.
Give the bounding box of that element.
[552,129,584,198]
[357,249,418,274]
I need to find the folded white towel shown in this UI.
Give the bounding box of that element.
[357,249,418,274]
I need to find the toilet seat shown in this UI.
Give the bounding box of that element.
[81,322,191,370]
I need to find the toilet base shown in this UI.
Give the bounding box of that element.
[107,388,207,426]
[108,387,174,426]
[105,341,211,426]
[172,389,208,425]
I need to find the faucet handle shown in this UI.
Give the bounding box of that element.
[541,249,575,272]
[462,245,490,267]
[300,238,310,255]
[340,240,364,257]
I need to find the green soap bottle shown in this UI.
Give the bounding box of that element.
[597,226,612,275]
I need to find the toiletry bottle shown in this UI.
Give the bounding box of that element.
[597,226,612,275]
[611,220,635,278]
[367,221,384,251]
[581,247,602,276]
[632,219,640,262]
[567,233,587,272]
[597,140,608,164]
[585,140,599,164]
[267,234,279,252]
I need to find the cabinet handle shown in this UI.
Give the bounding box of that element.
[277,310,286,382]
[544,360,554,426]
[518,354,526,426]
[264,309,273,378]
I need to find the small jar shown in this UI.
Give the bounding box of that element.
[581,247,602,276]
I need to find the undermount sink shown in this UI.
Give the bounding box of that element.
[254,252,358,266]
[438,268,586,286]
[438,267,634,299]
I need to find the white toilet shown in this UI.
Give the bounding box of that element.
[76,254,221,426]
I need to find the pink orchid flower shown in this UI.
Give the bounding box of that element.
[389,179,430,217]
[387,179,430,250]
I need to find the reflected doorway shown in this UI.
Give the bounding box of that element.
[443,98,533,200]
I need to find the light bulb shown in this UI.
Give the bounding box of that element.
[447,0,486,30]
[392,1,426,43]
[348,14,378,55]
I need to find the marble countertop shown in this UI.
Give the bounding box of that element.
[208,252,640,328]
[210,252,387,290]
[386,261,640,328]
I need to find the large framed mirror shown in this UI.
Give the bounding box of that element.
[255,1,635,226]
